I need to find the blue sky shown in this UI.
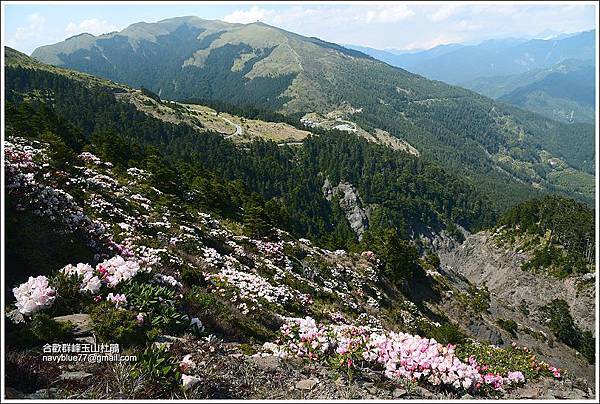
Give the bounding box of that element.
[3,2,598,54]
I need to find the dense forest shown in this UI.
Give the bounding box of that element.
[497,195,595,275]
[5,65,497,253]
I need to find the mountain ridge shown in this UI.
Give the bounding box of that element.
[28,19,595,208]
[348,30,595,84]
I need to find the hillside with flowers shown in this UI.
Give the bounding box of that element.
[3,48,596,400]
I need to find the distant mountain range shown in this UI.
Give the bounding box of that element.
[463,59,595,124]
[346,31,595,84]
[346,31,596,124]
[30,17,595,206]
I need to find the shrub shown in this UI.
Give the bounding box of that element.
[181,265,205,286]
[90,301,145,346]
[50,271,91,315]
[496,319,518,338]
[130,345,181,389]
[424,253,441,269]
[120,282,189,335]
[539,299,595,364]
[7,313,75,348]
[424,322,466,345]
[456,342,551,381]
[466,284,491,313]
[185,286,276,342]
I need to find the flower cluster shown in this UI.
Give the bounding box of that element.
[277,317,332,361]
[78,152,103,165]
[361,330,482,390]
[106,293,128,308]
[480,370,526,390]
[12,276,56,315]
[264,317,526,391]
[61,263,102,293]
[204,265,308,313]
[6,139,113,256]
[97,256,141,287]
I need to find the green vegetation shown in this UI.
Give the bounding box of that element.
[497,195,594,277]
[140,86,161,103]
[25,18,595,208]
[90,302,146,346]
[120,281,189,334]
[496,318,519,338]
[422,322,467,345]
[463,58,595,124]
[498,64,595,124]
[363,228,419,283]
[539,299,595,364]
[130,345,182,390]
[5,63,498,256]
[456,342,555,381]
[185,286,276,342]
[6,314,75,349]
[463,285,491,313]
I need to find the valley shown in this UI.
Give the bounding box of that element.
[2,7,597,402]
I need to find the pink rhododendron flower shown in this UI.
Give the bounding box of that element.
[106,293,127,308]
[507,371,525,383]
[549,366,561,378]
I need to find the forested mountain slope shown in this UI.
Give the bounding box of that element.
[462,59,595,124]
[30,18,595,207]
[5,46,495,253]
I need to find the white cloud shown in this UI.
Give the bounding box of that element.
[364,5,415,24]
[222,5,415,28]
[65,18,117,37]
[455,20,483,32]
[6,13,46,48]
[428,5,460,22]
[404,33,466,50]
[223,6,275,24]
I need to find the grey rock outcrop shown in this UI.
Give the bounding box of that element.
[438,231,595,333]
[322,178,370,239]
[52,313,92,336]
[435,230,596,384]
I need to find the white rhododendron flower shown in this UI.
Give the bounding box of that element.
[97,256,140,287]
[61,263,102,293]
[181,374,201,390]
[179,354,196,373]
[13,275,56,315]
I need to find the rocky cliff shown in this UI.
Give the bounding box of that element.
[322,178,370,239]
[436,231,596,383]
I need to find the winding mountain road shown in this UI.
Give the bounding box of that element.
[220,116,243,138]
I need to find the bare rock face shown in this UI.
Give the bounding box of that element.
[436,230,596,384]
[438,231,595,333]
[322,178,370,239]
[295,378,319,390]
[52,313,92,336]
